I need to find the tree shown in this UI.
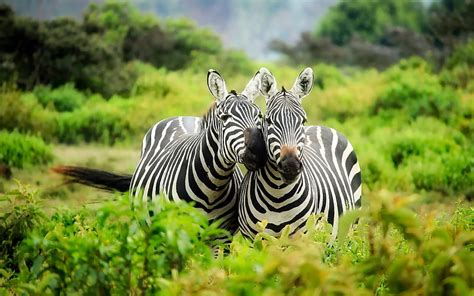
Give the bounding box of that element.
[316,0,428,46]
[0,4,134,97]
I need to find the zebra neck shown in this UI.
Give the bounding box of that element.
[195,120,237,187]
[261,161,302,194]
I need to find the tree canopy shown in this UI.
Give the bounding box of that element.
[316,0,428,46]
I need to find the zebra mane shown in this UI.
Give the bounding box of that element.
[201,102,217,129]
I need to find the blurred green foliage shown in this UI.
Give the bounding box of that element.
[0,186,226,294]
[33,84,86,112]
[0,131,53,168]
[0,4,134,97]
[0,187,472,294]
[316,0,427,46]
[273,0,473,69]
[0,185,46,272]
[0,2,253,97]
[373,59,461,122]
[440,40,474,91]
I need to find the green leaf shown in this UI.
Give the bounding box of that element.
[338,209,363,244]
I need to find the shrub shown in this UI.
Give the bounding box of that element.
[0,131,53,168]
[410,148,474,196]
[0,188,226,294]
[0,88,33,132]
[440,64,474,91]
[56,102,133,145]
[0,184,45,273]
[307,67,382,121]
[164,194,474,295]
[131,65,171,97]
[440,40,474,91]
[33,84,86,112]
[313,63,347,89]
[443,38,474,70]
[0,6,135,97]
[380,117,472,194]
[386,128,461,168]
[316,0,427,46]
[0,88,56,141]
[373,60,461,122]
[1,186,472,294]
[189,49,255,77]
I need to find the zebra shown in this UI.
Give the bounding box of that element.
[238,67,362,239]
[54,69,267,232]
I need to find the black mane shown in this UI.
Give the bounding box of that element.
[201,102,217,129]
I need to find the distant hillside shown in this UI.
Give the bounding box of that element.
[2,0,334,59]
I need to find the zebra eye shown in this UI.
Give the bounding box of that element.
[265,117,272,125]
[302,117,307,124]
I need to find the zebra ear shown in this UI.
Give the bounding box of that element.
[291,67,314,100]
[207,69,228,103]
[241,70,261,102]
[259,67,277,102]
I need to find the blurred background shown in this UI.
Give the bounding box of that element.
[0,0,472,207]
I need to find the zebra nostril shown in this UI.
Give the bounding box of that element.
[280,156,302,173]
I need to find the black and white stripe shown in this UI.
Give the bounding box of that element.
[130,70,264,231]
[238,68,362,239]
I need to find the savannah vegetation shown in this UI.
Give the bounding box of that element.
[0,0,473,294]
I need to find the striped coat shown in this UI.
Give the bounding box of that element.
[238,68,362,239]
[130,70,265,231]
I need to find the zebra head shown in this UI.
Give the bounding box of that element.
[259,67,314,184]
[207,69,266,171]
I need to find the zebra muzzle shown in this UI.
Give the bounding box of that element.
[242,127,267,171]
[278,155,302,184]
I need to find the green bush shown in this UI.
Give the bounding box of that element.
[2,187,471,295]
[373,60,461,122]
[0,5,135,97]
[444,39,474,70]
[306,67,382,121]
[0,131,53,168]
[332,115,472,194]
[313,63,347,89]
[0,185,45,272]
[316,0,427,46]
[440,40,474,91]
[410,148,474,196]
[85,2,223,71]
[0,88,34,132]
[1,2,236,97]
[56,101,133,145]
[131,65,171,97]
[0,86,61,142]
[33,84,86,112]
[386,128,462,168]
[189,49,255,77]
[0,189,226,294]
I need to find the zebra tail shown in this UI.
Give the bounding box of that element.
[52,166,132,192]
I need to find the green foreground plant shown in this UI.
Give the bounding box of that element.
[0,186,472,295]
